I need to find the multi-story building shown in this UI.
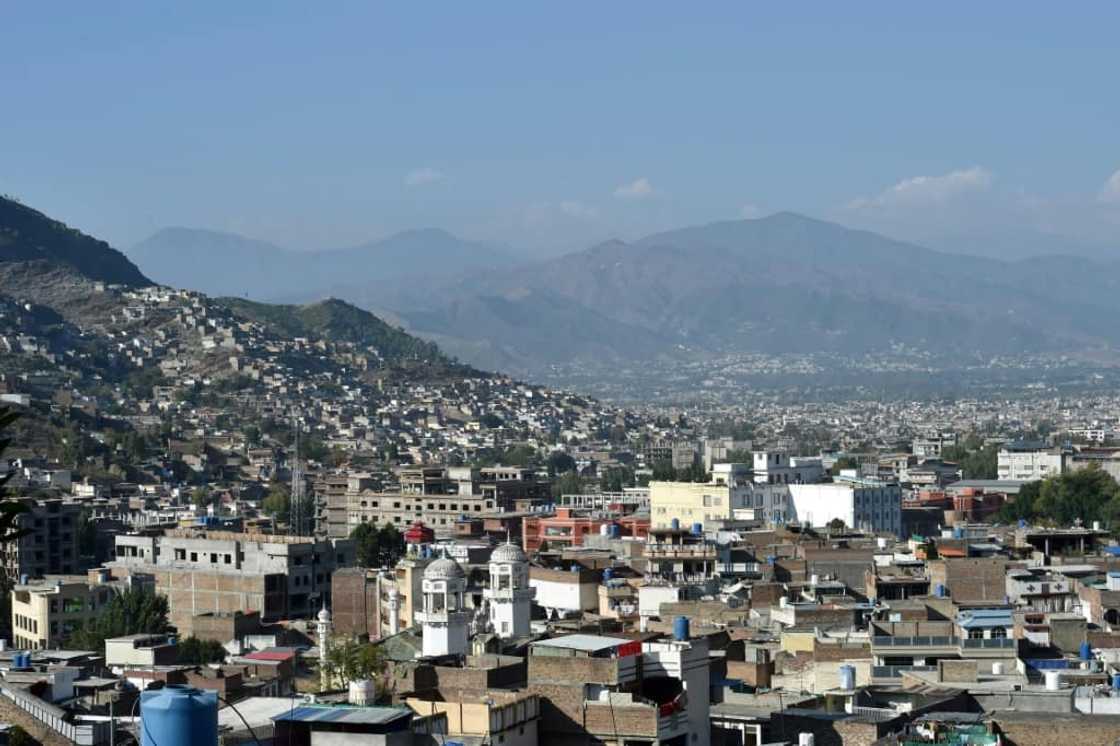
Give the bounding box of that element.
[110,529,353,629]
[787,479,903,535]
[997,440,1062,481]
[521,508,648,553]
[10,572,142,650]
[648,478,753,529]
[0,498,83,580]
[751,452,824,485]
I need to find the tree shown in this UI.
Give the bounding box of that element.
[323,636,386,691]
[191,486,214,509]
[941,437,998,480]
[177,636,228,665]
[996,467,1120,529]
[350,523,406,568]
[243,425,261,448]
[77,507,98,560]
[827,518,847,531]
[0,406,30,642]
[831,456,859,476]
[5,725,33,746]
[68,587,170,650]
[547,451,577,476]
[550,472,583,499]
[262,484,290,517]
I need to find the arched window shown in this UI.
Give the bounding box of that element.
[990,627,1007,639]
[968,628,984,639]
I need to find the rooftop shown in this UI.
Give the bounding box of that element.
[532,634,634,653]
[272,704,413,726]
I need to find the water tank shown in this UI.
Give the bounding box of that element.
[609,523,621,539]
[934,584,946,598]
[1018,518,1027,528]
[992,662,1004,675]
[603,567,613,582]
[0,640,7,652]
[810,574,820,586]
[799,734,816,746]
[1081,641,1093,661]
[940,529,954,539]
[691,522,703,536]
[876,537,887,550]
[1112,673,1120,690]
[18,575,27,586]
[673,616,690,641]
[141,686,218,746]
[1094,521,1103,531]
[670,518,680,531]
[838,664,855,690]
[600,524,610,536]
[349,679,376,706]
[1044,671,1062,691]
[952,526,964,539]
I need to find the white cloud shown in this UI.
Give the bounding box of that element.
[1098,169,1120,204]
[848,166,993,210]
[404,167,446,187]
[739,204,764,219]
[559,200,598,219]
[613,177,654,200]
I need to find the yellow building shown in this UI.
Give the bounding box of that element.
[406,692,539,746]
[649,481,738,529]
[10,575,118,649]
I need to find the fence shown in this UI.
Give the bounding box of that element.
[0,681,111,745]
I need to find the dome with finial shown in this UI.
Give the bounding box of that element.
[425,555,465,580]
[317,605,332,624]
[490,542,527,564]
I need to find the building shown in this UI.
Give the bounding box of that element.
[522,508,648,553]
[485,542,533,639]
[648,479,752,529]
[997,440,1062,481]
[787,479,902,535]
[10,573,134,650]
[110,529,353,629]
[0,498,83,580]
[751,452,824,485]
[416,554,470,657]
[105,633,178,669]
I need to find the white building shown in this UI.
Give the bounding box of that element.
[485,542,534,639]
[751,452,824,485]
[415,555,470,657]
[998,441,1062,481]
[787,480,902,535]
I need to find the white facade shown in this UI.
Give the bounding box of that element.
[787,482,902,535]
[416,557,470,657]
[998,446,1062,481]
[485,543,534,639]
[641,637,711,746]
[529,571,598,618]
[752,452,824,485]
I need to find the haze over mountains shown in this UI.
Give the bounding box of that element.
[126,212,1120,376]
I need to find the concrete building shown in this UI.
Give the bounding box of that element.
[752,451,824,485]
[522,508,648,553]
[529,566,599,620]
[648,479,752,529]
[10,573,131,650]
[416,554,470,657]
[787,479,902,535]
[110,529,353,629]
[0,498,83,581]
[485,543,533,639]
[997,440,1062,481]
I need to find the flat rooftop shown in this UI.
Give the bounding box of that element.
[532,634,634,653]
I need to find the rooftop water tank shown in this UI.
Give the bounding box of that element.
[952,526,964,539]
[838,664,855,690]
[349,679,376,706]
[673,616,690,642]
[799,734,816,746]
[691,522,703,536]
[934,584,946,598]
[603,567,613,582]
[609,523,621,539]
[1113,673,1120,690]
[1044,670,1062,691]
[670,518,680,531]
[1081,641,1093,661]
[141,686,217,746]
[600,524,610,536]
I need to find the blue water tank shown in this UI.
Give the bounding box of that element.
[141,686,218,746]
[934,584,946,598]
[670,518,680,531]
[691,522,703,536]
[603,567,613,582]
[953,526,964,539]
[1081,641,1093,661]
[673,615,690,641]
[609,523,621,539]
[1018,518,1027,528]
[766,555,776,565]
[1113,673,1120,690]
[839,664,856,690]
[18,575,27,585]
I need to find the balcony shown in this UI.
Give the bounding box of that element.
[871,635,959,651]
[871,665,936,681]
[961,637,1015,650]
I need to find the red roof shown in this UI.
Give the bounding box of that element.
[243,649,295,662]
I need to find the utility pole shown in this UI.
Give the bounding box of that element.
[291,414,305,536]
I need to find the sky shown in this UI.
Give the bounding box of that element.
[3,3,1120,259]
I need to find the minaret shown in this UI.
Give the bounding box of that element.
[415,552,470,657]
[316,603,332,690]
[485,540,534,639]
[386,587,401,636]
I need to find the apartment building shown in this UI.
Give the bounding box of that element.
[10,572,141,650]
[110,529,353,629]
[751,451,825,485]
[787,479,903,535]
[997,440,1062,481]
[0,498,83,581]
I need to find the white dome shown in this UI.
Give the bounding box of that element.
[317,606,332,623]
[490,543,527,564]
[425,556,465,580]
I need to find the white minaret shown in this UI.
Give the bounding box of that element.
[485,541,534,639]
[386,586,401,636]
[316,603,332,690]
[416,553,470,657]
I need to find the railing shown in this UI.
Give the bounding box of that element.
[0,682,111,745]
[961,637,1015,649]
[871,665,936,679]
[871,636,958,647]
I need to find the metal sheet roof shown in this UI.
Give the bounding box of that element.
[531,634,633,652]
[272,705,412,726]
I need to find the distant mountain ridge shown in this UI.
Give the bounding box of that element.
[128,226,513,307]
[0,196,150,286]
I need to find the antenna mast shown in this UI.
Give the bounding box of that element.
[291,414,306,536]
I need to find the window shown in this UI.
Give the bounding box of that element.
[190,552,198,562]
[968,628,984,639]
[991,627,1007,639]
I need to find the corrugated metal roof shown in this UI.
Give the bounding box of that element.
[272,705,412,726]
[531,634,632,652]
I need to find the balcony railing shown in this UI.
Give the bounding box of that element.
[871,636,957,647]
[872,665,936,679]
[961,637,1014,649]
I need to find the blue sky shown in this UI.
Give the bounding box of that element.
[3,3,1119,257]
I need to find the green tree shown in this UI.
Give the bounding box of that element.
[350,523,406,568]
[191,486,215,509]
[550,472,583,499]
[177,636,228,665]
[262,484,290,517]
[996,467,1120,528]
[243,425,261,448]
[547,451,577,476]
[77,507,98,560]
[322,636,387,691]
[5,725,33,746]
[831,456,859,476]
[941,437,998,480]
[68,587,170,651]
[0,406,31,642]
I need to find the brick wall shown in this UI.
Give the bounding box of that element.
[995,713,1120,746]
[928,558,1008,602]
[331,568,378,638]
